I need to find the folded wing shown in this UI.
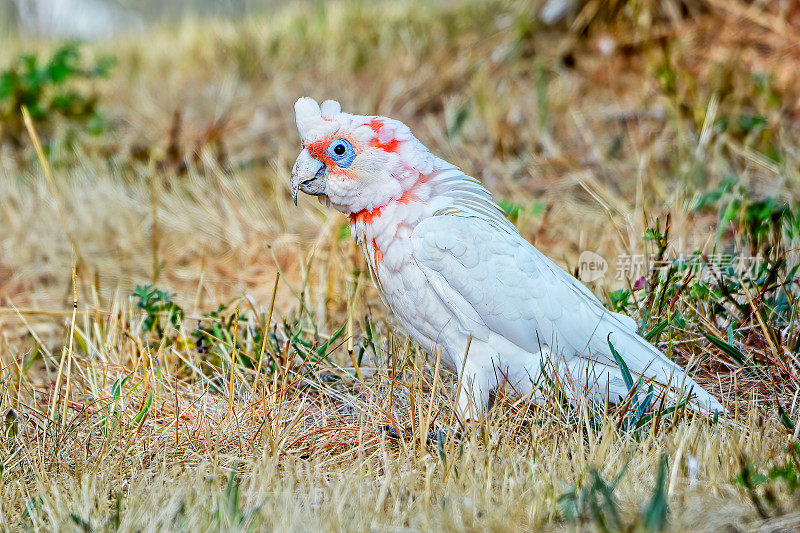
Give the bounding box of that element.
[410,213,723,412]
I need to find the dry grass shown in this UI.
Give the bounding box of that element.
[1,0,800,530]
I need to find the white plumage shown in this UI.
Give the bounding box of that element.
[290,97,724,418]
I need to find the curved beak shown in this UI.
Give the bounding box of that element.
[290,149,326,205]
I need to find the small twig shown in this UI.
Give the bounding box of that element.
[347,275,364,381]
[255,272,280,398]
[21,106,85,268]
[150,158,161,284]
[50,265,78,425]
[228,306,241,413]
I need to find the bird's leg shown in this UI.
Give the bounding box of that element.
[454,366,491,422]
[384,369,488,443]
[422,365,490,444]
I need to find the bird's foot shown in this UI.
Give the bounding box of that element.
[380,424,413,440]
[426,426,461,446]
[380,424,464,445]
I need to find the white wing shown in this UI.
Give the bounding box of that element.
[410,213,723,411]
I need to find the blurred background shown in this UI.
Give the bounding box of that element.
[0,0,798,323]
[3,4,800,529]
[1,0,297,39]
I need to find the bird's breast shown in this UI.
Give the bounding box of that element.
[352,216,450,346]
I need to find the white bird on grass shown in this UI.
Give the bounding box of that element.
[289,97,724,432]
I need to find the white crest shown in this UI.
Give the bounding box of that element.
[294,97,347,144]
[294,97,322,141]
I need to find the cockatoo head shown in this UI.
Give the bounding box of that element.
[290,97,434,214]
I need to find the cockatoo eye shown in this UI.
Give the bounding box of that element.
[327,138,355,168]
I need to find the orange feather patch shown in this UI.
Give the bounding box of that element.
[371,238,383,264]
[348,176,425,227]
[306,136,334,167]
[368,119,400,153]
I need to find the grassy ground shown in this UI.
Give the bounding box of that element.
[1,0,800,530]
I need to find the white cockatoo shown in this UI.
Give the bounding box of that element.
[290,97,724,421]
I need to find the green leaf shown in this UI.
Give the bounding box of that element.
[644,318,669,342]
[498,199,522,224]
[633,385,654,426]
[111,375,129,400]
[608,289,631,313]
[607,335,634,391]
[720,199,740,229]
[644,227,662,241]
[643,454,669,532]
[0,72,13,100]
[92,55,116,77]
[447,101,471,139]
[694,176,738,210]
[737,114,766,133]
[590,469,622,531]
[701,330,747,366]
[337,223,350,241]
[133,392,153,425]
[778,405,795,431]
[70,513,92,532]
[635,400,686,428]
[4,409,19,442]
[315,325,346,362]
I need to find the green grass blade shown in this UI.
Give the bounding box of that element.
[133,392,153,425]
[644,454,669,532]
[701,330,747,366]
[608,334,634,391]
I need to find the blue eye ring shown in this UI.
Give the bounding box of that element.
[327,138,356,168]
